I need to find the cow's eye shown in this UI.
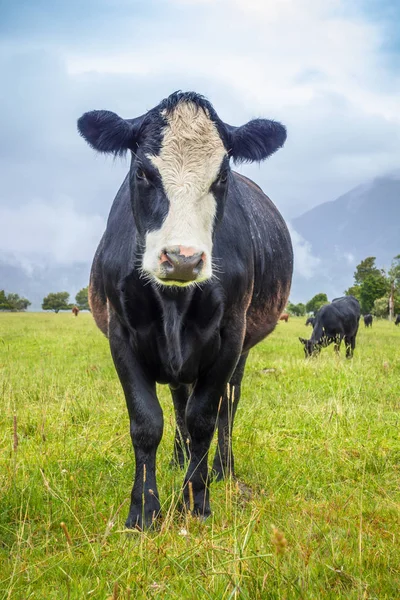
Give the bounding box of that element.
[136,168,148,181]
[218,171,228,184]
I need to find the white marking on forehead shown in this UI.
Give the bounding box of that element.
[141,102,227,284]
[149,102,227,197]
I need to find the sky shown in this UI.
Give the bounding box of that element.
[0,0,400,292]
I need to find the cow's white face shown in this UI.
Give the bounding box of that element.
[141,102,227,287]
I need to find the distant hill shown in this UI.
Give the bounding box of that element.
[290,173,400,301]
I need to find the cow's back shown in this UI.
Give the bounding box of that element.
[318,296,360,337]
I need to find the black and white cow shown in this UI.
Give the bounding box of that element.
[364,314,373,327]
[78,91,293,529]
[299,296,360,358]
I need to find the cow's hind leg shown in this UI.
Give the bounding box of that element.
[212,353,249,481]
[334,334,343,354]
[345,335,356,358]
[169,384,191,469]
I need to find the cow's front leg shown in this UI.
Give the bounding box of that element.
[109,320,163,530]
[183,329,243,518]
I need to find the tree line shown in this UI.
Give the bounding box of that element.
[42,287,89,313]
[0,287,89,313]
[287,254,400,318]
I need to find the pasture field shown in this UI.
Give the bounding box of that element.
[1,312,399,599]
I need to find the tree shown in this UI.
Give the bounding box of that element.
[344,285,361,301]
[0,290,31,311]
[287,302,306,316]
[345,256,389,314]
[358,273,388,314]
[373,297,388,318]
[7,293,31,311]
[0,290,10,310]
[353,257,382,285]
[42,292,70,313]
[388,255,400,321]
[75,286,89,311]
[305,293,328,315]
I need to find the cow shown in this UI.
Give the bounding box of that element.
[363,314,373,327]
[77,91,293,529]
[72,306,80,317]
[299,296,360,358]
[279,313,289,322]
[305,316,316,327]
[395,315,400,326]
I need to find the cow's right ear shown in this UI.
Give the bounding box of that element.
[77,110,139,156]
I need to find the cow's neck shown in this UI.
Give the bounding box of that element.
[156,289,194,377]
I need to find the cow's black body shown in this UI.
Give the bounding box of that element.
[300,296,360,358]
[79,92,293,528]
[395,315,400,326]
[364,314,373,327]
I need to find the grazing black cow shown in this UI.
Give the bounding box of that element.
[78,91,293,529]
[364,314,373,327]
[305,316,316,327]
[395,315,400,326]
[299,296,360,358]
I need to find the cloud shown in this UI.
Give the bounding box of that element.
[0,198,105,270]
[287,224,321,280]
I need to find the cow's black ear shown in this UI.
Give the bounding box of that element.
[225,119,286,164]
[77,110,139,156]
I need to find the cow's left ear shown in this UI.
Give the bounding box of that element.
[77,110,144,156]
[225,119,287,163]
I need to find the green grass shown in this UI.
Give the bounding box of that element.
[1,313,399,599]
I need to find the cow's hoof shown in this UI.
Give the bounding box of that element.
[125,500,161,531]
[178,497,211,521]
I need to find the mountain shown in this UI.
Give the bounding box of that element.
[290,173,400,302]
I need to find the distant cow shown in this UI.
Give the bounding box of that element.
[299,296,360,358]
[78,91,293,529]
[72,306,80,317]
[395,315,400,326]
[279,313,289,322]
[364,314,373,327]
[305,316,316,327]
